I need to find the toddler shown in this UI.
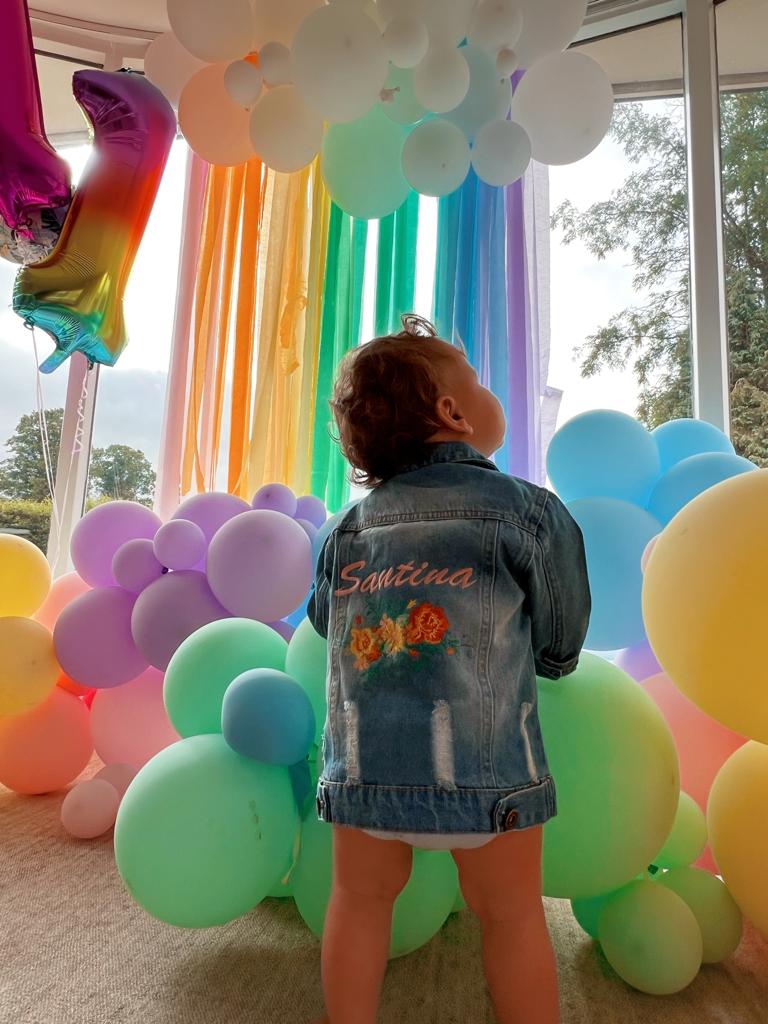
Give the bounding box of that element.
[308,315,591,1024]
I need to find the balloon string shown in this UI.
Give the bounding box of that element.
[30,327,59,511]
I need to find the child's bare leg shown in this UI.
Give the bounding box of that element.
[318,826,413,1024]
[452,826,558,1024]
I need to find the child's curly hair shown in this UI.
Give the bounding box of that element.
[331,314,459,488]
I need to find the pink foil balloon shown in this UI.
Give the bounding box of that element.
[90,667,180,770]
[0,689,92,794]
[34,571,90,631]
[61,778,120,839]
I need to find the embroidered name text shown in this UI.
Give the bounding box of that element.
[335,561,477,597]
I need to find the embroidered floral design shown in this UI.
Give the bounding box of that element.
[346,600,460,674]
[406,602,450,646]
[349,627,382,671]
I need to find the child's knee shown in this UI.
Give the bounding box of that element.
[335,848,413,902]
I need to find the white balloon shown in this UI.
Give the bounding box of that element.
[443,44,511,142]
[402,119,471,197]
[510,51,614,165]
[167,0,254,63]
[496,47,519,79]
[421,0,476,46]
[259,42,293,86]
[143,32,207,110]
[471,119,531,186]
[380,66,427,126]
[515,0,588,69]
[293,6,389,123]
[249,85,325,172]
[179,63,255,166]
[383,16,429,69]
[469,0,523,52]
[376,0,419,25]
[413,46,470,114]
[252,0,322,47]
[224,59,264,108]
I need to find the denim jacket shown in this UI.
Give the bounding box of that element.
[309,442,591,835]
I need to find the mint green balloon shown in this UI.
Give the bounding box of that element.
[292,816,459,958]
[164,617,287,737]
[114,734,297,927]
[653,792,707,869]
[658,867,742,963]
[539,653,679,899]
[286,619,328,746]
[571,890,615,939]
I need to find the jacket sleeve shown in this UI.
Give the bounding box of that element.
[307,533,334,639]
[526,491,591,680]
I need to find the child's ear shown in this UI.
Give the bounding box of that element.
[435,395,474,436]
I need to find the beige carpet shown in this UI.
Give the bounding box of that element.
[2,780,767,1024]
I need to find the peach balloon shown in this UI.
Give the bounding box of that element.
[0,689,92,794]
[57,671,93,699]
[89,667,180,769]
[61,778,120,838]
[178,63,254,166]
[34,571,90,631]
[94,762,137,797]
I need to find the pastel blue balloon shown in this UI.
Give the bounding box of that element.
[547,411,661,506]
[652,418,735,473]
[647,452,756,525]
[567,498,661,651]
[222,669,316,766]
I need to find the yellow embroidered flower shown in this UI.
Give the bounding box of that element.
[377,614,407,656]
[349,628,382,671]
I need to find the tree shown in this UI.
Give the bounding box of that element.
[89,444,156,504]
[0,408,62,500]
[552,91,768,466]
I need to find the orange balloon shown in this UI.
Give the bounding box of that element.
[0,688,92,794]
[34,571,90,631]
[56,671,92,699]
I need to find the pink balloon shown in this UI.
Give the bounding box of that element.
[94,762,137,796]
[61,778,120,839]
[641,534,659,573]
[0,689,92,794]
[54,587,148,688]
[33,571,90,631]
[90,667,180,769]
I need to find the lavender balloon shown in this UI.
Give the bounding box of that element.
[172,492,250,544]
[295,495,327,528]
[252,483,298,518]
[615,641,662,682]
[131,570,229,671]
[153,519,207,570]
[295,518,318,544]
[112,538,164,594]
[268,621,296,643]
[54,587,148,688]
[71,501,162,588]
[207,511,313,623]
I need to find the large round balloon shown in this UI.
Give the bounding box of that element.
[657,867,742,964]
[0,534,51,617]
[179,63,254,167]
[55,586,148,688]
[443,44,511,141]
[567,498,661,651]
[285,618,329,745]
[539,654,679,899]
[250,86,324,173]
[143,31,206,109]
[171,491,250,544]
[547,410,661,505]
[222,669,315,765]
[251,0,322,47]
[114,734,297,927]
[643,471,768,743]
[653,792,707,870]
[402,120,471,197]
[646,452,755,525]
[380,66,427,127]
[164,617,288,737]
[70,501,162,589]
[514,0,588,69]
[0,689,92,794]
[708,742,768,938]
[413,45,470,114]
[167,0,254,64]
[0,617,59,717]
[90,667,180,770]
[469,0,523,52]
[34,570,89,631]
[652,418,735,474]
[471,120,531,188]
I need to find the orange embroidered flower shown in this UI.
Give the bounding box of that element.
[406,602,450,645]
[377,614,407,656]
[349,627,382,670]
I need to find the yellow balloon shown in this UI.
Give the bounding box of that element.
[708,741,768,938]
[642,470,768,742]
[0,618,60,717]
[0,535,51,617]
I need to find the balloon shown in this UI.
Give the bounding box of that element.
[114,734,297,927]
[167,0,254,64]
[469,0,524,52]
[178,63,254,167]
[268,620,296,643]
[295,495,327,528]
[293,6,389,123]
[420,0,476,46]
[514,0,588,69]
[547,410,661,505]
[471,120,531,187]
[152,520,207,571]
[288,758,313,813]
[251,0,322,47]
[598,881,702,995]
[0,534,51,617]
[0,617,59,717]
[642,471,768,743]
[658,868,742,964]
[258,43,293,87]
[55,587,147,688]
[539,654,679,899]
[70,501,162,589]
[652,418,735,473]
[14,71,176,372]
[380,66,427,127]
[571,888,619,940]
[250,86,324,173]
[34,570,89,630]
[287,595,311,628]
[164,617,288,737]
[0,688,92,794]
[112,538,165,593]
[647,452,756,526]
[172,491,250,543]
[382,16,429,68]
[640,534,658,573]
[131,570,229,672]
[566,498,661,651]
[222,669,315,765]
[614,641,661,682]
[143,31,207,109]
[653,792,707,870]
[323,106,410,220]
[57,671,93,699]
[402,120,471,197]
[90,667,180,770]
[312,500,358,563]
[61,778,120,839]
[94,762,137,797]
[708,742,768,938]
[510,51,614,165]
[0,205,67,266]
[224,59,263,108]
[207,510,313,622]
[285,618,329,746]
[413,46,470,114]
[496,48,519,78]
[642,673,745,816]
[443,45,512,142]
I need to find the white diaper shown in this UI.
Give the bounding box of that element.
[363,829,496,850]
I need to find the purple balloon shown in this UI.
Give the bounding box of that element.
[295,518,318,543]
[295,495,327,528]
[268,620,296,643]
[172,492,250,544]
[615,641,662,682]
[131,570,229,671]
[71,501,162,588]
[153,519,207,570]
[207,510,313,623]
[54,587,148,688]
[252,483,298,518]
[112,538,164,594]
